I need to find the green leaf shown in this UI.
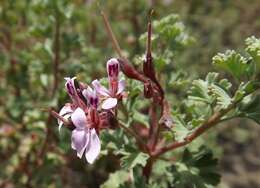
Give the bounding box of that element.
[101,170,129,188]
[205,72,219,84]
[188,79,211,103]
[152,14,194,49]
[210,84,232,109]
[188,118,205,128]
[238,94,260,124]
[233,81,260,101]
[121,151,149,169]
[219,79,232,90]
[245,36,260,70]
[172,146,220,187]
[132,110,149,127]
[212,50,250,80]
[172,115,189,141]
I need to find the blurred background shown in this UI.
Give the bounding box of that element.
[0,0,260,187]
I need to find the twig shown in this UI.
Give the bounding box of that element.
[152,90,258,158]
[148,99,158,150]
[142,157,154,182]
[152,110,229,157]
[130,1,141,53]
[101,11,123,58]
[145,19,164,151]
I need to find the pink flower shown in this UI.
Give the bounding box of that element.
[55,58,126,163]
[92,58,125,110]
[58,78,101,163]
[58,77,87,131]
[71,108,101,164]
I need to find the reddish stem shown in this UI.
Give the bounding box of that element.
[152,103,237,158]
[142,157,154,182]
[148,99,158,150]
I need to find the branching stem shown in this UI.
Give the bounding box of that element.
[152,90,257,158]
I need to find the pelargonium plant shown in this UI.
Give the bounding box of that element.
[52,58,125,164]
[51,13,260,187]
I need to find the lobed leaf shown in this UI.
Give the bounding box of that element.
[120,151,149,169]
[212,50,251,80]
[238,94,260,124]
[245,36,260,71]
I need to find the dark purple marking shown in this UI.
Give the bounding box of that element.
[66,82,74,95]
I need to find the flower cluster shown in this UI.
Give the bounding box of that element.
[56,58,125,163]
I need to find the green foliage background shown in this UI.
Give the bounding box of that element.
[0,0,260,187]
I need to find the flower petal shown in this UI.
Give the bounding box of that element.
[71,128,88,158]
[85,129,100,164]
[59,104,73,116]
[84,86,93,97]
[58,114,72,132]
[92,79,110,97]
[58,104,73,131]
[107,58,120,79]
[82,86,99,108]
[117,80,125,95]
[71,108,87,129]
[64,77,77,96]
[102,98,117,109]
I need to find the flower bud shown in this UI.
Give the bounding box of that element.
[107,58,120,81]
[65,77,76,96]
[117,58,147,83]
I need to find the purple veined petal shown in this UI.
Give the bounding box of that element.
[92,79,110,97]
[116,80,125,95]
[71,128,89,158]
[85,129,100,164]
[107,58,120,79]
[71,108,87,129]
[64,77,77,96]
[83,87,99,108]
[102,98,118,110]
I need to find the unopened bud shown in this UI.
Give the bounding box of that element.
[107,58,120,80]
[117,58,147,83]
